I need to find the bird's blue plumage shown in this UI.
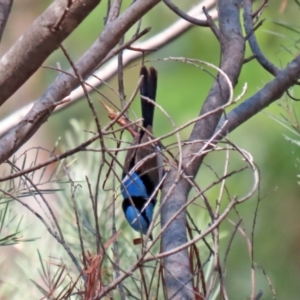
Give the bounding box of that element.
[121,173,156,237]
[123,199,155,235]
[121,172,148,199]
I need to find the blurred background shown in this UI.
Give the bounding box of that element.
[0,0,299,299]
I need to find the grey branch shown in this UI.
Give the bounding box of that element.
[0,0,13,42]
[243,0,280,76]
[219,54,300,135]
[160,0,245,299]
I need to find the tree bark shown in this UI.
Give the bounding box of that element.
[160,1,245,299]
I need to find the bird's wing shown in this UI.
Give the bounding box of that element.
[122,134,140,177]
[135,127,162,195]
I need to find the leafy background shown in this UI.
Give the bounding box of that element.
[0,0,300,299]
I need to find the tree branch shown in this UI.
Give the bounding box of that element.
[0,1,218,137]
[0,0,13,42]
[160,0,245,299]
[0,0,160,164]
[0,0,101,106]
[243,0,280,76]
[163,0,211,27]
[219,54,300,134]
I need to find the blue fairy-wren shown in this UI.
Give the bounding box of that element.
[121,66,163,240]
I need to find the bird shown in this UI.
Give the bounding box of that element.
[121,66,163,240]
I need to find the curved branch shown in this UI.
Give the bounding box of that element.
[163,0,211,27]
[243,0,280,76]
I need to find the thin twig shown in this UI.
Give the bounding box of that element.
[163,0,210,27]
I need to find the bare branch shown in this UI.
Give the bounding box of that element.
[163,0,212,27]
[252,0,268,18]
[0,0,13,42]
[106,0,122,23]
[0,0,161,164]
[160,1,245,299]
[243,0,280,76]
[203,5,220,39]
[219,54,300,135]
[0,0,101,106]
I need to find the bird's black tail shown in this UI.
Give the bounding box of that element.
[140,66,157,128]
